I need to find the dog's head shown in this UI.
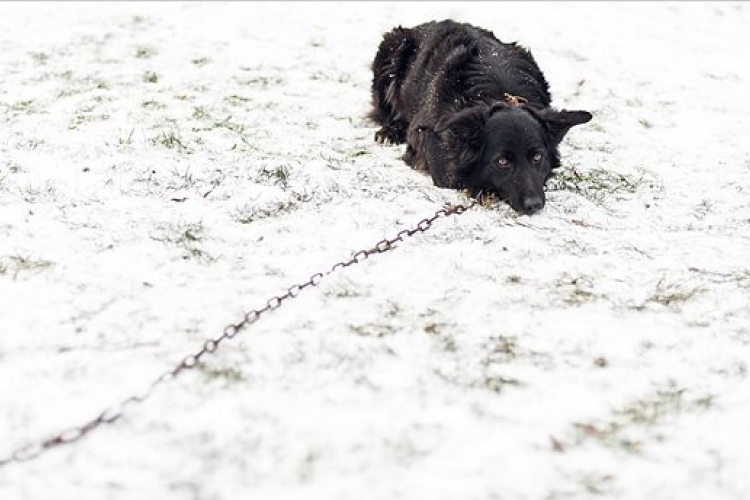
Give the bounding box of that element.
[436,102,592,214]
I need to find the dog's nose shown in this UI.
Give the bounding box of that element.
[522,196,544,214]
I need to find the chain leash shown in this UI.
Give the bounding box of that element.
[0,200,476,469]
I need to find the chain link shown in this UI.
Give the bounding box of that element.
[0,199,475,469]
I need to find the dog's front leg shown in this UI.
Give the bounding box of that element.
[422,129,454,188]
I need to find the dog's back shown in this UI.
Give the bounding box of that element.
[370,20,551,139]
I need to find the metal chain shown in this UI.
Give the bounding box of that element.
[0,200,476,469]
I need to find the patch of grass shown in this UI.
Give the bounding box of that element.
[648,278,702,307]
[132,15,149,25]
[328,287,361,299]
[349,323,398,338]
[167,165,197,191]
[617,387,688,425]
[547,165,653,204]
[319,152,345,170]
[191,57,210,66]
[10,100,35,113]
[135,46,157,59]
[142,100,165,110]
[579,473,616,496]
[132,166,159,190]
[309,70,352,84]
[118,128,135,146]
[21,182,58,203]
[562,383,714,455]
[57,69,73,80]
[224,94,252,106]
[30,52,49,64]
[152,222,213,262]
[6,163,23,174]
[476,335,525,393]
[479,374,523,393]
[570,422,639,455]
[257,164,291,188]
[56,77,111,99]
[233,200,299,224]
[198,364,245,383]
[212,116,249,136]
[17,138,44,150]
[200,169,227,199]
[143,71,159,83]
[0,255,54,279]
[68,112,111,130]
[423,322,452,336]
[150,128,191,152]
[688,267,750,289]
[57,88,79,99]
[693,199,713,220]
[190,116,262,151]
[483,335,519,363]
[434,333,457,352]
[233,74,285,88]
[555,273,599,305]
[383,300,402,318]
[192,106,209,119]
[468,335,523,393]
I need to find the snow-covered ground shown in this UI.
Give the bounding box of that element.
[1,2,749,498]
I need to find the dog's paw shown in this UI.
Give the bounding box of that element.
[374,127,389,144]
[374,122,406,145]
[374,127,396,145]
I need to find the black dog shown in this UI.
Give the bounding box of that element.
[369,20,592,214]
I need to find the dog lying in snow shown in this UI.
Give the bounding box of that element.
[369,20,592,214]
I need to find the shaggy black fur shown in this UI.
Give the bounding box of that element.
[369,20,592,214]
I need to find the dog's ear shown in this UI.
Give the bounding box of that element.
[435,107,487,166]
[538,108,592,145]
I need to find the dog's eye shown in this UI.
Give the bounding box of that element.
[497,157,510,168]
[532,152,543,162]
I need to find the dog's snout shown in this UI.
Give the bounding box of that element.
[521,196,544,214]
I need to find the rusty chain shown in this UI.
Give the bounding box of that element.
[0,199,476,469]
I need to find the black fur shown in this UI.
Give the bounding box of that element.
[369,20,592,214]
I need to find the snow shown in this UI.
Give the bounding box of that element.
[1,1,749,499]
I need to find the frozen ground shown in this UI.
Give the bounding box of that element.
[1,2,749,499]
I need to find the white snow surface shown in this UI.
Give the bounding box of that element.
[1,2,749,499]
